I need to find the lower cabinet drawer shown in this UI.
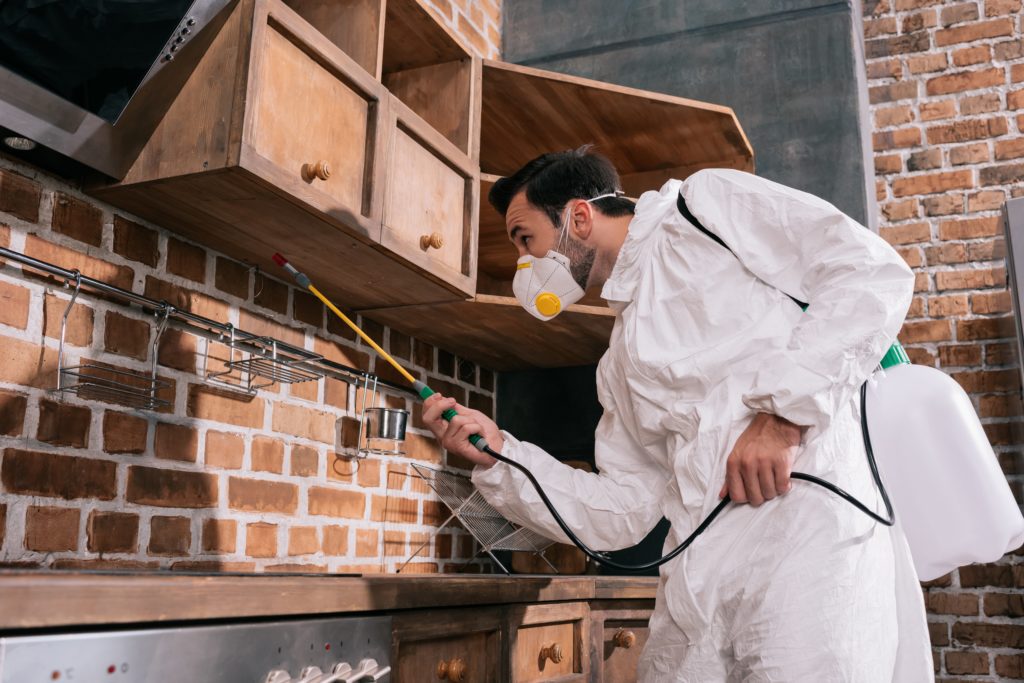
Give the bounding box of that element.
[393,608,502,683]
[588,602,655,683]
[508,603,588,683]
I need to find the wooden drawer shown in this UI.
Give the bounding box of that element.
[248,15,381,220]
[393,607,502,683]
[381,94,478,295]
[588,602,654,683]
[508,602,588,683]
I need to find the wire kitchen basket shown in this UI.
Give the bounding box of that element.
[203,325,324,393]
[398,463,557,574]
[53,272,172,411]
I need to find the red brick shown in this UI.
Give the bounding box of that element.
[254,277,288,314]
[112,216,159,267]
[928,294,968,317]
[880,222,930,245]
[997,654,1024,679]
[103,411,148,454]
[952,368,1020,392]
[1013,64,1024,83]
[239,310,303,347]
[935,17,1014,46]
[2,449,116,500]
[986,340,1018,365]
[924,244,966,266]
[936,267,1005,290]
[202,519,237,553]
[125,465,218,508]
[149,516,191,555]
[902,10,937,32]
[873,127,920,150]
[867,58,902,80]
[290,445,320,476]
[996,138,1024,161]
[960,92,1001,115]
[980,392,1023,416]
[925,592,980,615]
[43,292,94,347]
[905,296,926,318]
[324,378,349,410]
[945,650,990,675]
[968,238,1005,261]
[288,526,319,555]
[986,0,1021,14]
[865,31,931,59]
[144,277,229,321]
[927,67,1005,96]
[926,117,1008,144]
[166,237,206,284]
[957,316,1016,340]
[953,622,1024,648]
[205,430,244,469]
[906,52,948,74]
[0,168,41,222]
[972,290,1012,314]
[874,154,902,175]
[308,487,366,518]
[953,45,991,66]
[919,100,957,122]
[896,246,924,268]
[907,148,942,171]
[323,525,348,555]
[968,190,1006,211]
[469,391,493,418]
[996,37,1024,61]
[157,328,197,373]
[899,319,952,343]
[922,194,963,216]
[313,337,370,372]
[214,257,250,299]
[246,522,278,558]
[1009,89,1024,110]
[0,390,27,436]
[941,2,979,25]
[938,216,1002,240]
[384,529,407,557]
[292,290,323,327]
[892,170,974,197]
[0,280,29,329]
[251,439,284,473]
[51,193,103,246]
[939,344,982,366]
[87,511,139,553]
[104,311,150,361]
[155,422,198,462]
[930,621,950,647]
[987,420,1024,446]
[36,398,91,448]
[187,384,265,428]
[272,403,334,443]
[25,235,134,290]
[25,506,79,551]
[985,592,1024,616]
[981,162,1024,185]
[228,477,298,514]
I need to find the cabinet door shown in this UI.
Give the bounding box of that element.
[393,607,502,683]
[508,602,588,683]
[381,94,478,296]
[588,605,653,683]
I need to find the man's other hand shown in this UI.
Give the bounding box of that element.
[718,412,804,506]
[422,394,503,469]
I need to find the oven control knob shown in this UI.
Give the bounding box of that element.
[297,666,324,682]
[265,670,292,683]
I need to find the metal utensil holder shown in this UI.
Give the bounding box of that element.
[398,463,558,574]
[354,375,408,458]
[203,325,324,394]
[53,271,172,411]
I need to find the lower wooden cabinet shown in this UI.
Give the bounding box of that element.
[393,607,503,682]
[508,602,589,683]
[588,601,655,683]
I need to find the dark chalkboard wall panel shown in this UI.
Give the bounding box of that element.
[501,0,876,229]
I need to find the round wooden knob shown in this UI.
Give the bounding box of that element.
[540,643,564,664]
[420,232,444,250]
[302,160,331,182]
[436,657,466,682]
[613,630,637,649]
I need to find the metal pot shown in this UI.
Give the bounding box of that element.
[364,407,408,442]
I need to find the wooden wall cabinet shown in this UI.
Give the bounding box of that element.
[91,0,479,310]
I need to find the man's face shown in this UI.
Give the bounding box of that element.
[505,190,558,258]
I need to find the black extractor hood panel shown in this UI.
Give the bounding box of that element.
[0,0,235,178]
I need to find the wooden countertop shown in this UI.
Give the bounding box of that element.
[0,571,657,630]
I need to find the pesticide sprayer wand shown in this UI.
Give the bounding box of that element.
[273,253,892,572]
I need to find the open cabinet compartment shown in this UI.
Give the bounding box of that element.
[91,0,479,310]
[361,60,755,371]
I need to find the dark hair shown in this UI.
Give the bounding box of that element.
[488,145,636,227]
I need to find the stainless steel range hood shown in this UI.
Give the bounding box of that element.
[0,0,235,178]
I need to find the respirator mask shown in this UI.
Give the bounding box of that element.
[513,191,623,321]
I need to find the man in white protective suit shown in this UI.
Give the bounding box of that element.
[422,147,933,682]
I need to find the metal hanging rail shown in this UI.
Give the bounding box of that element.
[0,246,412,395]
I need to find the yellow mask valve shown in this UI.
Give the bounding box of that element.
[535,292,562,317]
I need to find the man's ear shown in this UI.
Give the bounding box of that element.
[570,200,594,240]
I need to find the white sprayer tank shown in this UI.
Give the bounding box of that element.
[865,346,1024,581]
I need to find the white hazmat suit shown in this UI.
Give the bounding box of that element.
[472,169,934,682]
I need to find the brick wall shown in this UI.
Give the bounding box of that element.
[863,0,1024,679]
[422,0,501,58]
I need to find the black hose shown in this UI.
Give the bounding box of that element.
[480,381,893,572]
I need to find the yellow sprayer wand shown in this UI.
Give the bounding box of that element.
[272,253,483,448]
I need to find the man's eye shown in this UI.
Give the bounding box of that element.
[522,236,530,246]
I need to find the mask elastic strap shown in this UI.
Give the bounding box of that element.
[556,189,625,250]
